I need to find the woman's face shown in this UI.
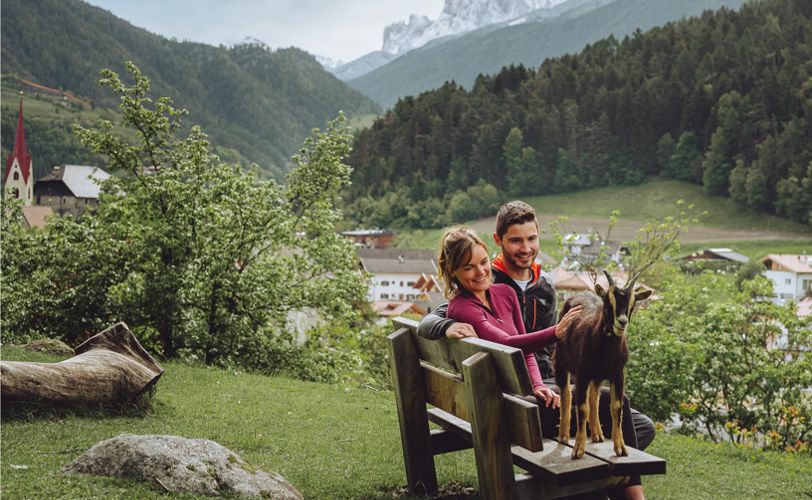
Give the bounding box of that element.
[452,243,491,295]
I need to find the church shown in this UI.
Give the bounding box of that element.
[3,93,109,221]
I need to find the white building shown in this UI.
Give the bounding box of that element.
[761,254,812,301]
[358,248,436,302]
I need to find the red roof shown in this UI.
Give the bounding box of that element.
[5,96,32,184]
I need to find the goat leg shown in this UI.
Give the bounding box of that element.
[572,379,589,459]
[588,382,604,443]
[610,377,628,457]
[557,372,572,444]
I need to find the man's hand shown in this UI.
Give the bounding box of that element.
[555,305,583,340]
[446,322,477,339]
[534,386,561,408]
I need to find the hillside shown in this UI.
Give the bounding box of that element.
[3,346,811,499]
[1,0,380,178]
[345,0,812,230]
[349,0,748,109]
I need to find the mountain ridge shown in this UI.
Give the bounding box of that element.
[1,0,380,178]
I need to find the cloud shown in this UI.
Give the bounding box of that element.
[87,0,443,61]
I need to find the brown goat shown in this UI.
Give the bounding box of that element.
[554,270,652,459]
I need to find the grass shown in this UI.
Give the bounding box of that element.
[2,347,811,499]
[392,180,812,260]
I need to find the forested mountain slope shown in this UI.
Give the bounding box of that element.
[1,0,379,178]
[346,0,812,228]
[349,0,748,109]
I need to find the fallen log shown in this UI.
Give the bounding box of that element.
[1,322,164,404]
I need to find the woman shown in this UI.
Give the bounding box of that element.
[438,227,582,408]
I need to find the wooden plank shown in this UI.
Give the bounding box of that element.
[387,328,438,495]
[428,408,610,487]
[514,473,628,500]
[462,351,517,500]
[393,316,533,396]
[421,365,543,452]
[429,429,471,454]
[503,393,544,453]
[421,361,470,420]
[582,440,667,476]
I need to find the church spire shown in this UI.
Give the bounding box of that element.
[4,92,34,204]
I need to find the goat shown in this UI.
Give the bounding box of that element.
[554,270,652,459]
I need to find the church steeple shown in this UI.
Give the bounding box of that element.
[3,92,33,205]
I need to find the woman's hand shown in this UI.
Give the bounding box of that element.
[555,305,583,340]
[534,386,560,408]
[446,322,477,339]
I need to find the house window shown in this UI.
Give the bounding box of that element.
[12,188,19,198]
[407,281,416,287]
[13,172,19,181]
[400,281,405,286]
[785,278,792,285]
[380,293,389,299]
[380,280,390,286]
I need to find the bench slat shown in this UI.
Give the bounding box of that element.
[515,473,629,500]
[394,317,534,396]
[578,440,667,476]
[428,408,610,486]
[429,429,471,454]
[422,363,544,451]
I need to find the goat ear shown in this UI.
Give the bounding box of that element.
[634,288,653,301]
[594,283,606,297]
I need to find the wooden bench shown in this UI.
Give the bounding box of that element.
[387,317,666,499]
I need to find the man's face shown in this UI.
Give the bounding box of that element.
[493,220,540,271]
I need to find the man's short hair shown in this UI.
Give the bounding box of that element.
[495,200,538,237]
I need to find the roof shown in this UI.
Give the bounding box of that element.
[681,248,749,263]
[36,165,110,199]
[358,248,435,260]
[761,254,812,273]
[361,257,436,275]
[4,96,32,185]
[536,251,557,266]
[20,205,54,229]
[371,301,422,317]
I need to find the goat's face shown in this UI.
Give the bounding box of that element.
[595,272,653,336]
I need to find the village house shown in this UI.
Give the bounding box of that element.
[761,254,812,302]
[342,228,394,249]
[358,248,436,302]
[34,164,110,218]
[562,232,628,270]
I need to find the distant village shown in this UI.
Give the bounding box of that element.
[5,95,812,325]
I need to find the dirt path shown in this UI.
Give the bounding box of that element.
[467,215,812,243]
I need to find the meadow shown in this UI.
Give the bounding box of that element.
[393,180,812,260]
[2,347,810,499]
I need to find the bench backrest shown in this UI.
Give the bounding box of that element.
[391,316,544,451]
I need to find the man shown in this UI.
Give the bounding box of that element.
[418,200,654,500]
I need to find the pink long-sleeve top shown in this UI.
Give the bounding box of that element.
[447,283,558,391]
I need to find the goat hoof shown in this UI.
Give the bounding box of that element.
[591,434,604,443]
[614,443,628,457]
[571,445,585,459]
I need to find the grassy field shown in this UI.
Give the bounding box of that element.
[393,180,812,259]
[2,347,810,499]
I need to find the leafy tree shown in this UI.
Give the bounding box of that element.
[670,132,701,181]
[4,62,367,370]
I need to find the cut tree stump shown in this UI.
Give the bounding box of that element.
[1,322,164,404]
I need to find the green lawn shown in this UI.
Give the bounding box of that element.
[2,347,810,499]
[392,180,812,259]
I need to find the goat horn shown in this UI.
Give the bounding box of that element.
[603,269,615,288]
[627,275,638,291]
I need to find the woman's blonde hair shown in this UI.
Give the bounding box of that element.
[438,227,489,299]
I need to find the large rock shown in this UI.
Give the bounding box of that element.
[63,434,302,499]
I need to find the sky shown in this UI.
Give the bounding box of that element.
[86,0,444,63]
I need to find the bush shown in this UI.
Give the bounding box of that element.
[627,271,812,452]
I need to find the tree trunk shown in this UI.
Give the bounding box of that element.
[1,322,164,404]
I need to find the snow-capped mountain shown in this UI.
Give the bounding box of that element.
[315,55,345,71]
[382,0,568,56]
